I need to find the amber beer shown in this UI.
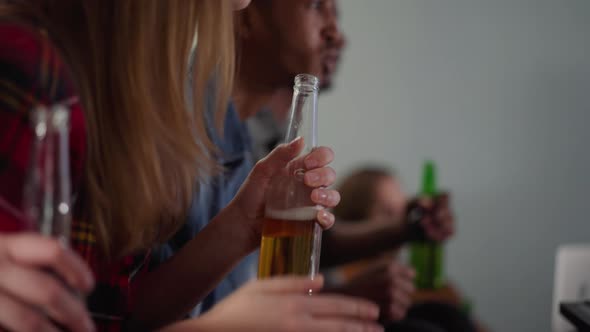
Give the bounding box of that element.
[258,206,322,278]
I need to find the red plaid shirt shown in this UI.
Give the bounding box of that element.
[0,23,148,331]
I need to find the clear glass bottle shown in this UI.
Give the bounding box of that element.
[24,104,72,246]
[258,74,322,280]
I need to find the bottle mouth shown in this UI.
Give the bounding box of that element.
[294,74,319,92]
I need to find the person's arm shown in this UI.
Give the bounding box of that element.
[0,234,95,332]
[321,219,411,268]
[322,193,455,267]
[129,140,341,330]
[323,260,415,323]
[159,277,382,332]
[130,205,253,330]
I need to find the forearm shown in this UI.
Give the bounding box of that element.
[321,220,411,267]
[130,206,255,330]
[157,318,213,332]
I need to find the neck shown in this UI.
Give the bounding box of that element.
[233,75,294,122]
[265,88,293,122]
[233,50,293,121]
[232,76,274,121]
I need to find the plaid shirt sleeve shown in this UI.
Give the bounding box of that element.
[0,23,79,232]
[0,23,148,332]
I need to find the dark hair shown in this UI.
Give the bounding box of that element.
[333,167,395,222]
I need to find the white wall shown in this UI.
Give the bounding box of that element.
[320,1,590,331]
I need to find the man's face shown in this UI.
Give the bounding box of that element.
[248,0,346,89]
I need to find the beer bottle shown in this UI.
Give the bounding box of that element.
[24,104,73,245]
[258,74,323,281]
[409,161,444,289]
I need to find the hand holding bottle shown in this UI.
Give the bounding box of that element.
[0,233,95,332]
[228,137,340,250]
[227,74,339,254]
[407,192,455,243]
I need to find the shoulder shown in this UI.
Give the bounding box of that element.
[0,22,76,114]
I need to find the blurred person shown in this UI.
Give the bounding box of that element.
[234,2,470,330]
[237,0,453,293]
[0,1,383,331]
[331,167,477,332]
[234,0,452,271]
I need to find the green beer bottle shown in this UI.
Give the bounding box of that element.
[409,161,444,289]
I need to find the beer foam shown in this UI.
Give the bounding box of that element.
[265,206,322,221]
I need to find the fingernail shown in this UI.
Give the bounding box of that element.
[306,172,320,184]
[318,211,328,227]
[319,210,334,227]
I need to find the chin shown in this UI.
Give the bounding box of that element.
[233,0,251,10]
[320,70,335,91]
[320,79,333,92]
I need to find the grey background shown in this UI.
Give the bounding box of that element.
[319,1,590,330]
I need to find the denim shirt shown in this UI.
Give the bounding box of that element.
[155,102,258,315]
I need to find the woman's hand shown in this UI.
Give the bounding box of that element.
[228,137,340,248]
[162,276,383,332]
[0,233,95,332]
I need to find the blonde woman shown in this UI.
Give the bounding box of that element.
[0,0,382,331]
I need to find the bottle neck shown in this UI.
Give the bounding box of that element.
[284,85,318,154]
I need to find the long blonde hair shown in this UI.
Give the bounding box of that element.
[2,0,234,258]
